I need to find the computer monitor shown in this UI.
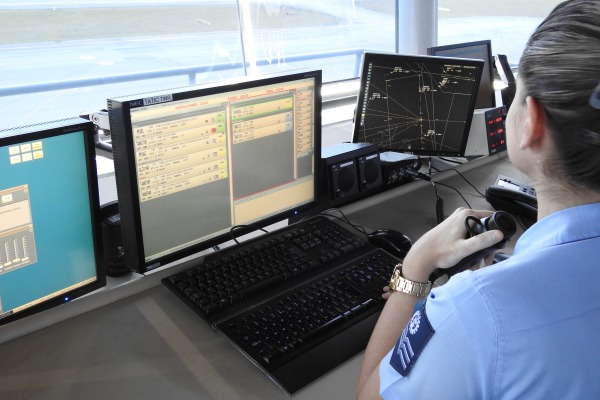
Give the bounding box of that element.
[108,70,322,273]
[353,52,483,157]
[0,118,105,326]
[427,40,495,109]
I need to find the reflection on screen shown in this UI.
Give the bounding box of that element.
[109,71,321,272]
[428,40,496,109]
[0,120,103,324]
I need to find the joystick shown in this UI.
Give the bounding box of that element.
[428,211,517,282]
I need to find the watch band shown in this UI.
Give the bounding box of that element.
[388,263,432,298]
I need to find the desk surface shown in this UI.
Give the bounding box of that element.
[0,152,525,400]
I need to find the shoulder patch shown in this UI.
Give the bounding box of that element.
[389,298,435,376]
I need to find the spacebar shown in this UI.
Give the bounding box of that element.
[300,314,346,343]
[239,274,285,298]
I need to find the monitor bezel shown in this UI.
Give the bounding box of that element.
[0,118,105,326]
[108,70,323,273]
[352,52,484,158]
[427,39,495,109]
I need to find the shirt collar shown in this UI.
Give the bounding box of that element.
[513,202,600,255]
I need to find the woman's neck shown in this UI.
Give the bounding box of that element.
[534,179,600,220]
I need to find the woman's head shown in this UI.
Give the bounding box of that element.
[515,0,600,191]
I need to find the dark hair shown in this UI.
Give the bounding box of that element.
[518,0,600,191]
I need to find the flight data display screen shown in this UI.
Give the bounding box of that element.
[109,71,321,271]
[354,53,483,157]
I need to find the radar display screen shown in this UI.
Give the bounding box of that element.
[353,53,483,157]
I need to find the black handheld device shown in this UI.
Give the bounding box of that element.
[485,175,537,220]
[428,211,517,282]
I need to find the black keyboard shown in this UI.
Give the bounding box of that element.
[162,215,399,393]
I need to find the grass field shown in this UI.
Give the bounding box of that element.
[0,1,562,45]
[0,4,341,44]
[360,0,561,17]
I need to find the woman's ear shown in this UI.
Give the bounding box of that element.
[520,96,548,150]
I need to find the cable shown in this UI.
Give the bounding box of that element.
[407,170,478,222]
[429,179,446,223]
[319,208,369,236]
[408,170,432,182]
[448,168,486,197]
[435,182,473,208]
[406,170,445,223]
[417,164,485,198]
[427,156,433,177]
[438,157,466,165]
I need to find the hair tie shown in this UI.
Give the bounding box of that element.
[589,83,600,110]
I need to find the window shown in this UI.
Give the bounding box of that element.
[0,1,396,130]
[0,1,566,131]
[438,0,564,67]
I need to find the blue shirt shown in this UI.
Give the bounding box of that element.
[379,203,600,399]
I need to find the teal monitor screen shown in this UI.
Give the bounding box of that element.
[0,119,105,325]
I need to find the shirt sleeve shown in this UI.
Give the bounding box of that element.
[379,272,499,400]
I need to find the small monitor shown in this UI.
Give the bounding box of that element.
[108,70,322,273]
[353,52,483,157]
[0,118,105,325]
[428,40,495,109]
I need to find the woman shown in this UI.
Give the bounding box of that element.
[356,0,600,398]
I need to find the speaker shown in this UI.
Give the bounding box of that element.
[358,152,383,191]
[328,158,360,199]
[320,142,382,207]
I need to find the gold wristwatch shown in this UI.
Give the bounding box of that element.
[388,263,432,298]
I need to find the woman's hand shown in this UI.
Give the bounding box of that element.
[400,208,505,283]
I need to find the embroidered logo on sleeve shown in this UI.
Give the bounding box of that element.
[389,299,435,376]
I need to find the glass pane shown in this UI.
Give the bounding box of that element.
[0,1,398,130]
[238,0,396,82]
[438,0,564,67]
[0,1,243,129]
